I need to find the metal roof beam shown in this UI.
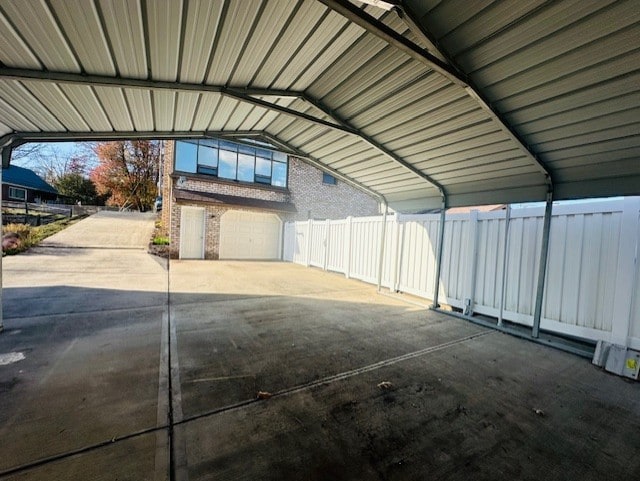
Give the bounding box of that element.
[317,0,465,86]
[0,129,385,203]
[0,67,302,98]
[300,94,446,198]
[0,68,442,196]
[318,0,552,189]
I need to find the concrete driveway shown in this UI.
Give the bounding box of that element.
[1,214,639,480]
[40,210,156,248]
[1,212,167,480]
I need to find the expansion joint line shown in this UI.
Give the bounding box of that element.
[0,327,492,479]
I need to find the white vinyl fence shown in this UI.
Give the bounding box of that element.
[284,198,640,350]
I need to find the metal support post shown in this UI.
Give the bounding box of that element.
[376,201,389,292]
[532,191,553,338]
[431,199,447,308]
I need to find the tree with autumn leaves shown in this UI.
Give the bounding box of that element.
[90,140,160,212]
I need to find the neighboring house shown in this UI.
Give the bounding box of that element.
[161,139,379,260]
[1,165,58,203]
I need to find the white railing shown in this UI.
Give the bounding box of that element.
[283,198,640,349]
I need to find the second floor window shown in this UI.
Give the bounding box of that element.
[175,139,288,188]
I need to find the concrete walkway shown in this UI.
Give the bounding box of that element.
[0,212,168,480]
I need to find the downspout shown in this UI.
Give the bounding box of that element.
[431,196,447,308]
[376,197,389,292]
[532,188,554,338]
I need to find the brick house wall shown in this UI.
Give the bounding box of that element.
[161,140,379,259]
[287,159,379,221]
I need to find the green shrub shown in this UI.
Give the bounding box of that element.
[152,236,170,245]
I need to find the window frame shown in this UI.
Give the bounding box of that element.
[174,139,288,188]
[8,186,27,201]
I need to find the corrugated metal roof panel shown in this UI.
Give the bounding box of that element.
[505,72,640,127]
[146,0,182,81]
[153,91,176,131]
[205,1,263,85]
[93,87,134,131]
[0,0,79,72]
[347,77,455,126]
[223,102,260,131]
[0,121,12,137]
[0,80,63,131]
[24,82,89,131]
[273,14,355,91]
[456,1,617,74]
[0,98,38,132]
[250,1,327,87]
[191,94,222,131]
[209,97,241,130]
[0,10,41,68]
[124,89,154,131]
[482,25,640,100]
[60,85,112,131]
[174,93,201,131]
[179,0,224,83]
[230,0,299,86]
[98,0,147,78]
[0,0,638,207]
[49,0,115,75]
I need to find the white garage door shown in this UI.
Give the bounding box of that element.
[219,211,282,260]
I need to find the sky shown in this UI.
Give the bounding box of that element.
[11,141,98,171]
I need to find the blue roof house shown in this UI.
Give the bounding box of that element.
[2,165,59,203]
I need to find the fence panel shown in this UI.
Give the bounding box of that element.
[283,198,640,347]
[349,217,383,284]
[327,220,347,274]
[473,212,507,313]
[308,221,327,268]
[283,222,295,262]
[396,215,440,298]
[439,215,471,309]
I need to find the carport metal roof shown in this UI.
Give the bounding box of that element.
[0,0,638,209]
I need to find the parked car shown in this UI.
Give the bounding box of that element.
[154,196,163,212]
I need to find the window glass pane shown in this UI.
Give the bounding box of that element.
[219,140,238,152]
[198,145,218,167]
[255,157,271,176]
[200,138,218,147]
[237,154,255,182]
[198,166,218,176]
[218,150,238,179]
[256,148,271,159]
[322,172,337,185]
[272,161,287,187]
[272,151,287,162]
[238,144,256,156]
[175,141,197,173]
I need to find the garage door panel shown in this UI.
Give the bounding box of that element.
[220,211,282,260]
